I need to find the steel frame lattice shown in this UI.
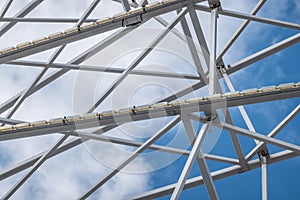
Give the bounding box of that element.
[0,0,299,199]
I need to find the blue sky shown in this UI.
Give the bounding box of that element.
[0,0,299,199]
[142,1,300,199]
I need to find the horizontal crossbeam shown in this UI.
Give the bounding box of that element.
[0,83,299,141]
[0,0,203,64]
[127,150,298,199]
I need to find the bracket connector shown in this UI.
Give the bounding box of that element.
[208,0,221,9]
[258,148,270,162]
[122,14,143,27]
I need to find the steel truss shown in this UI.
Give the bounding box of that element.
[0,0,299,199]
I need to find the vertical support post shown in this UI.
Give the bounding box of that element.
[209,8,218,95]
[261,156,268,200]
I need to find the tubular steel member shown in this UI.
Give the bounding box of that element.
[0,1,299,199]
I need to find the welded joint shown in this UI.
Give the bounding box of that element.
[238,165,250,174]
[260,155,268,165]
[203,111,218,122]
[208,0,221,9]
[258,148,270,162]
[215,64,225,80]
[218,64,227,73]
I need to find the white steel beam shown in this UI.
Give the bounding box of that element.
[222,71,258,138]
[78,131,190,156]
[209,7,218,95]
[0,124,119,181]
[188,5,210,68]
[0,0,44,36]
[246,104,300,161]
[204,154,239,165]
[0,0,203,64]
[217,0,266,61]
[2,135,69,199]
[194,5,300,30]
[8,60,200,80]
[0,138,82,181]
[189,111,247,167]
[179,11,206,82]
[218,122,300,154]
[221,71,267,165]
[0,17,97,23]
[0,28,132,114]
[221,109,247,167]
[261,156,268,200]
[3,47,64,121]
[157,81,203,103]
[218,8,300,30]
[1,86,299,141]
[78,116,180,199]
[0,126,239,182]
[1,0,101,127]
[0,117,25,125]
[171,123,211,200]
[75,0,102,27]
[182,117,219,200]
[127,150,297,199]
[227,33,300,73]
[87,9,188,113]
[121,0,131,11]
[187,6,248,168]
[0,0,13,18]
[113,0,139,7]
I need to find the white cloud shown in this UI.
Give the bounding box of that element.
[0,0,298,199]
